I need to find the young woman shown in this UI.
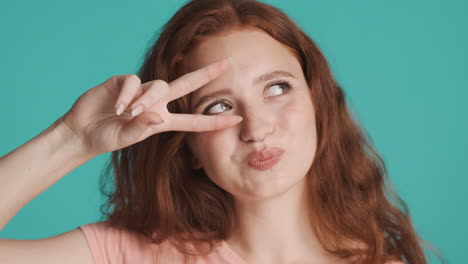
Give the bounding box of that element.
[0,0,431,263]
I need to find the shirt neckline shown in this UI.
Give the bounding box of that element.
[217,240,249,264]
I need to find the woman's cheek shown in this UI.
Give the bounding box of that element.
[277,98,305,128]
[193,128,236,162]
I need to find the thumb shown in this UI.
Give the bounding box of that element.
[118,111,165,146]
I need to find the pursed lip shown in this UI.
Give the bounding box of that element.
[244,148,284,170]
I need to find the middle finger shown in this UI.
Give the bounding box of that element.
[165,57,230,102]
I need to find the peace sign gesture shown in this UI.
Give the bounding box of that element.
[61,58,241,156]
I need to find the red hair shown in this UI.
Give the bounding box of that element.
[100,0,436,263]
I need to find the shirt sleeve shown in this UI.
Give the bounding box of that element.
[79,221,123,264]
[79,221,169,264]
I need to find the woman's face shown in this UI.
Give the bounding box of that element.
[184,29,317,200]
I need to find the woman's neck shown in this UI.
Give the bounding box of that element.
[225,178,344,264]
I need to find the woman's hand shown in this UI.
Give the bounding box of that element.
[61,58,240,156]
[2,58,240,231]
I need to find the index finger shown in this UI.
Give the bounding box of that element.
[165,57,230,102]
[169,113,243,132]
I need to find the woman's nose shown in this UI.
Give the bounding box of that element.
[239,108,275,143]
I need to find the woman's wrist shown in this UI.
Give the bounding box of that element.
[0,117,96,230]
[48,116,95,163]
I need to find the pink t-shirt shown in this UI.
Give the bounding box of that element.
[79,221,404,264]
[79,221,247,264]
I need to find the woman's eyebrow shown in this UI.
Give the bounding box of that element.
[253,70,296,85]
[191,70,296,111]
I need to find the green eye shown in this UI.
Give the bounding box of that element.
[265,82,291,97]
[202,81,292,115]
[203,101,232,115]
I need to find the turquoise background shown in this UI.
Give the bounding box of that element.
[1,0,466,262]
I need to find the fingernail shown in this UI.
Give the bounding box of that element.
[131,105,144,117]
[235,116,243,123]
[115,103,125,116]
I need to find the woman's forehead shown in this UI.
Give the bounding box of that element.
[179,29,303,100]
[182,29,301,76]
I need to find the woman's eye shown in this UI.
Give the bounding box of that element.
[203,101,232,115]
[265,82,291,97]
[202,82,291,115]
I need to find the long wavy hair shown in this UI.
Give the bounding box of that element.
[99,0,435,263]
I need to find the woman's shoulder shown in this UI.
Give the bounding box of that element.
[78,221,235,263]
[79,221,182,263]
